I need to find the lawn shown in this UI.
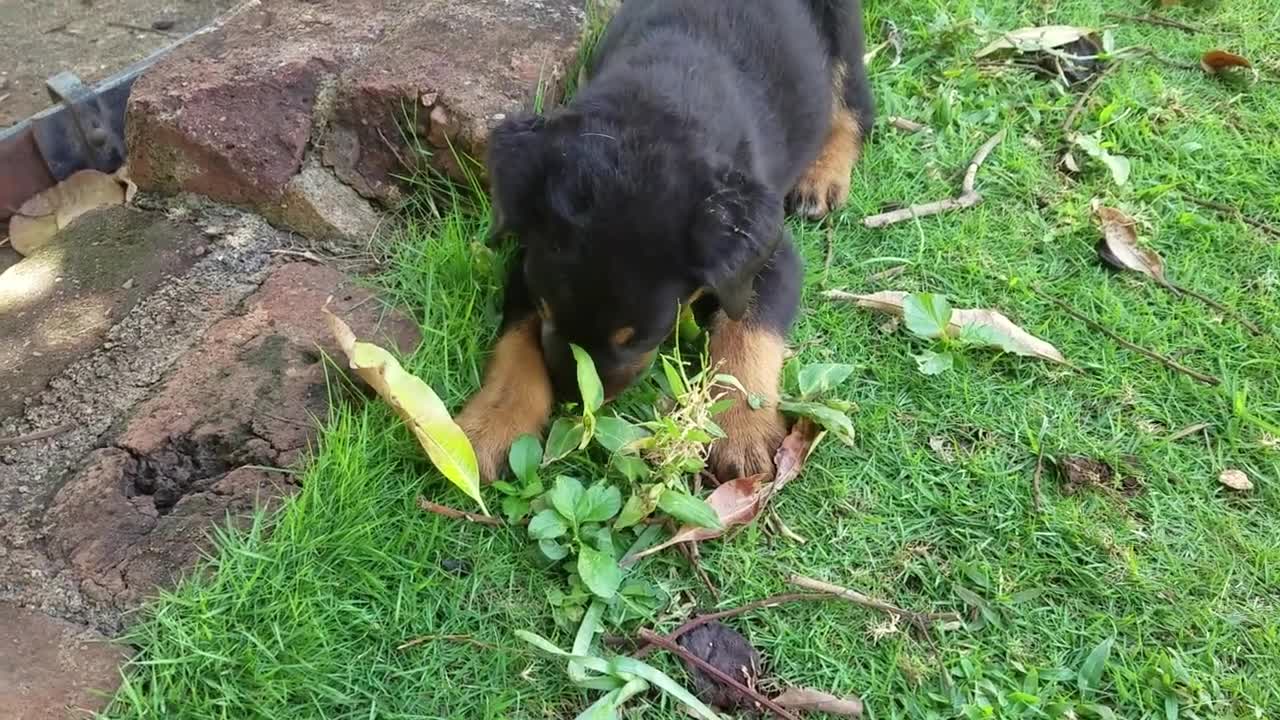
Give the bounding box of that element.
[103,0,1280,718]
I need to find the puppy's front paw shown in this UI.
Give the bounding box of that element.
[455,400,519,484]
[708,406,788,481]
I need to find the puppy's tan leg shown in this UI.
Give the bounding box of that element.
[706,313,789,481]
[455,317,554,482]
[788,64,864,220]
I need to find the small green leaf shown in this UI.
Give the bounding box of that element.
[544,418,587,464]
[615,490,659,528]
[797,363,856,399]
[713,373,765,409]
[578,483,623,524]
[594,416,652,454]
[539,539,570,561]
[570,344,605,414]
[661,358,686,397]
[492,480,521,496]
[1079,703,1117,720]
[502,495,531,524]
[1078,636,1115,696]
[606,656,722,720]
[528,509,568,540]
[903,293,953,339]
[1164,695,1178,720]
[779,399,855,446]
[914,349,954,375]
[1072,133,1130,186]
[657,488,722,530]
[612,455,651,483]
[549,476,585,525]
[578,544,623,599]
[508,434,543,484]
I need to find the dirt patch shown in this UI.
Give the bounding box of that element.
[0,0,236,127]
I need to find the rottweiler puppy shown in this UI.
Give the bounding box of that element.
[457,0,874,482]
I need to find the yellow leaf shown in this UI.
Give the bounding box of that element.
[10,169,127,256]
[325,308,488,515]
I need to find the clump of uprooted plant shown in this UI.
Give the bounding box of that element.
[330,310,858,718]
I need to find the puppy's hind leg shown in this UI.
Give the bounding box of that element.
[787,62,864,220]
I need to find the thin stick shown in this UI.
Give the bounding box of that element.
[636,629,802,720]
[633,593,829,660]
[681,541,720,600]
[887,116,931,134]
[1184,195,1280,240]
[1062,62,1120,134]
[788,575,960,629]
[106,20,177,37]
[1028,285,1221,386]
[417,497,502,526]
[1103,12,1200,34]
[863,129,1006,229]
[1031,447,1046,513]
[1168,422,1211,442]
[397,634,495,651]
[1168,281,1263,335]
[0,423,74,447]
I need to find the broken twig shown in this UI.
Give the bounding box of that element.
[0,423,74,447]
[1031,447,1046,513]
[1168,422,1212,442]
[1062,62,1120,134]
[887,116,931,134]
[788,575,961,630]
[863,129,1006,229]
[636,629,801,720]
[397,634,495,651]
[1027,285,1221,386]
[417,497,503,526]
[1103,12,1200,34]
[1184,195,1280,241]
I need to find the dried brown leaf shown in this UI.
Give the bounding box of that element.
[1218,468,1252,491]
[10,169,127,256]
[1201,49,1252,75]
[677,623,762,711]
[625,421,823,565]
[1093,204,1171,287]
[975,25,1097,58]
[774,687,865,717]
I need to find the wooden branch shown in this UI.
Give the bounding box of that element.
[1027,286,1221,386]
[887,116,931,134]
[1103,12,1200,34]
[1184,195,1280,241]
[636,629,801,720]
[863,129,1006,229]
[416,497,502,526]
[788,575,960,629]
[0,423,74,447]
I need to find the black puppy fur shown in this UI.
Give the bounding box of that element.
[457,0,874,482]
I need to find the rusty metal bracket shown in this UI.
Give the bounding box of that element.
[33,71,130,181]
[1,28,201,223]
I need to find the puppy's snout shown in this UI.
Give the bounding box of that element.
[540,322,653,402]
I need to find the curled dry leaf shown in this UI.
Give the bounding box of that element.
[677,623,763,711]
[1093,204,1172,288]
[623,420,823,566]
[840,291,1067,365]
[1201,49,1252,75]
[1218,468,1253,492]
[773,687,865,717]
[325,308,488,514]
[10,169,128,256]
[975,25,1097,58]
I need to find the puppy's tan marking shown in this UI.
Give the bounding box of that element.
[455,317,554,482]
[611,326,636,347]
[789,61,863,219]
[707,313,788,481]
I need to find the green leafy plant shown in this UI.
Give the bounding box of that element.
[779,361,858,445]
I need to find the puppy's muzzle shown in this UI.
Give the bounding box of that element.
[541,323,654,401]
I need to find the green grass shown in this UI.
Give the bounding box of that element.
[105,0,1280,718]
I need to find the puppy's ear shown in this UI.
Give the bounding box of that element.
[486,113,548,245]
[689,169,784,320]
